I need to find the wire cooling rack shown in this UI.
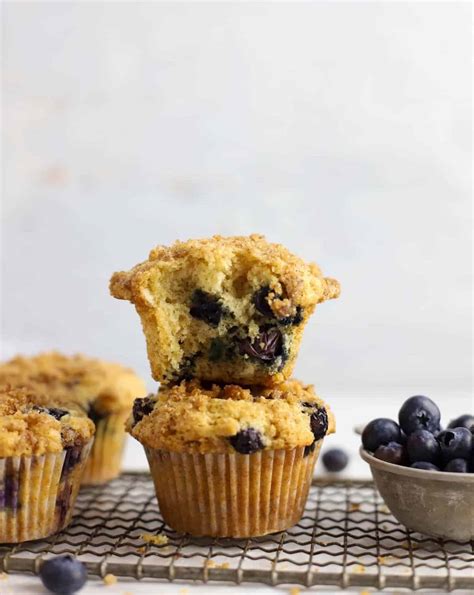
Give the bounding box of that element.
[1,472,473,591]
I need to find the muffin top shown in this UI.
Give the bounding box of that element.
[110,234,340,310]
[0,352,147,415]
[0,387,95,457]
[127,379,335,454]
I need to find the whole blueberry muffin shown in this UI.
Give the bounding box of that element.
[127,379,335,537]
[0,387,94,543]
[0,352,146,484]
[110,234,340,386]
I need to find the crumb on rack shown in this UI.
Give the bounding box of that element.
[289,588,301,595]
[103,573,117,586]
[204,560,230,569]
[179,589,189,595]
[379,505,390,514]
[0,572,7,580]
[359,591,371,595]
[136,545,146,554]
[377,555,386,565]
[140,532,169,546]
[353,564,366,574]
[349,503,361,512]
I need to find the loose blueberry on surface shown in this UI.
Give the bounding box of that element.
[448,414,474,433]
[39,555,87,594]
[322,448,349,472]
[132,396,155,425]
[239,327,283,363]
[411,461,440,471]
[361,418,401,452]
[406,429,440,464]
[189,289,226,326]
[32,406,69,420]
[443,458,469,473]
[437,427,472,463]
[374,442,406,465]
[229,428,264,454]
[398,395,440,435]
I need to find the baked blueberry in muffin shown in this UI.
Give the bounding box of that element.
[110,235,340,386]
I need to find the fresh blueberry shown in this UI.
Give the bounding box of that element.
[39,555,87,594]
[239,327,283,363]
[444,458,469,473]
[32,406,69,420]
[229,428,264,454]
[411,461,440,471]
[322,448,349,472]
[398,395,441,435]
[361,418,401,452]
[406,429,440,464]
[448,414,474,433]
[437,427,472,463]
[374,442,406,465]
[132,395,155,425]
[309,407,329,441]
[189,289,226,326]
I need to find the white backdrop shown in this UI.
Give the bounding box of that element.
[2,2,472,421]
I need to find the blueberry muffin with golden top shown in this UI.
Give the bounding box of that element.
[0,352,146,484]
[0,387,94,543]
[127,379,334,537]
[110,235,340,387]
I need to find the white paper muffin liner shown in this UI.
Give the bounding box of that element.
[0,440,92,543]
[144,441,323,537]
[81,411,128,485]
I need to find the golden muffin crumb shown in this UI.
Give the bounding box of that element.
[103,573,117,586]
[140,532,169,546]
[0,352,146,415]
[110,235,339,386]
[0,386,94,457]
[127,379,334,454]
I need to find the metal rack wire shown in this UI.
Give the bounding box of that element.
[1,472,473,591]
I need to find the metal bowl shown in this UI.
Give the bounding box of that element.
[360,447,474,541]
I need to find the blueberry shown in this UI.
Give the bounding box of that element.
[437,427,472,462]
[361,418,401,452]
[39,555,87,594]
[444,458,469,473]
[411,461,440,471]
[322,448,349,472]
[406,429,440,464]
[190,289,226,326]
[398,395,440,435]
[229,428,264,454]
[304,442,316,457]
[0,471,19,510]
[61,446,82,480]
[33,406,69,420]
[239,327,283,363]
[86,403,104,424]
[309,407,329,441]
[132,395,155,425]
[448,414,474,433]
[374,442,406,465]
[253,286,303,325]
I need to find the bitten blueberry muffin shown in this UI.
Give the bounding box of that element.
[0,387,94,543]
[127,379,334,537]
[110,235,340,387]
[0,352,146,484]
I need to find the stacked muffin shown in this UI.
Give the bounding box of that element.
[110,234,340,537]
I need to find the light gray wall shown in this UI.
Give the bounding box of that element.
[2,2,472,395]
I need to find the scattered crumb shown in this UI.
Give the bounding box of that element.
[377,555,386,565]
[353,564,366,574]
[136,545,147,554]
[140,532,169,546]
[122,592,134,595]
[349,503,361,512]
[401,540,418,550]
[379,505,390,514]
[0,572,7,580]
[103,574,117,586]
[289,588,301,595]
[360,591,371,595]
[179,589,189,595]
[315,540,328,546]
[204,560,230,569]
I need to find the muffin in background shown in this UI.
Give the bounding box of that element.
[110,234,340,387]
[0,387,94,543]
[0,352,147,484]
[127,378,335,538]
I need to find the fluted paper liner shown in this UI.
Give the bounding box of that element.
[81,412,128,485]
[144,442,322,537]
[0,440,92,543]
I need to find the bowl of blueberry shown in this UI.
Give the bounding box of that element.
[360,395,474,541]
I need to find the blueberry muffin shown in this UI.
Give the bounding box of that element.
[0,353,147,484]
[127,379,335,537]
[0,387,94,543]
[110,235,340,387]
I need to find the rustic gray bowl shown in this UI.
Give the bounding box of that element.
[360,447,474,541]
